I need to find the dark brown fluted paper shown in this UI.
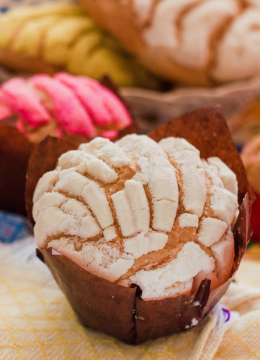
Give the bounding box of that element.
[134,279,211,343]
[39,248,137,344]
[0,116,33,215]
[27,106,251,344]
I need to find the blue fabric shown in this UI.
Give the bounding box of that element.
[236,145,243,153]
[0,0,73,12]
[0,211,33,244]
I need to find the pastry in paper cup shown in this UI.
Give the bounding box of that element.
[0,73,134,215]
[26,107,251,344]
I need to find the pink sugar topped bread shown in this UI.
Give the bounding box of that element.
[0,73,131,143]
[33,134,238,299]
[0,72,132,215]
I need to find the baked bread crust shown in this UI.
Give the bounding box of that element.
[0,3,159,88]
[79,0,260,85]
[0,49,57,75]
[33,135,238,299]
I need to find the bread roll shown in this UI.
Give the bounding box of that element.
[0,3,160,88]
[33,135,238,300]
[0,73,131,142]
[79,0,260,85]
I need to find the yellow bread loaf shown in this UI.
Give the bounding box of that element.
[0,3,160,88]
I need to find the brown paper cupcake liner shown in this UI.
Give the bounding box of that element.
[26,106,252,344]
[0,115,34,215]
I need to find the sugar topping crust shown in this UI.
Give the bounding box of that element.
[33,135,238,300]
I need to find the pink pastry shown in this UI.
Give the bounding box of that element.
[55,73,114,127]
[0,73,132,142]
[78,75,132,129]
[1,78,50,127]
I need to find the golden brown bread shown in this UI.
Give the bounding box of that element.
[33,135,238,299]
[0,3,160,88]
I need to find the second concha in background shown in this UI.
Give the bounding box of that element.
[79,0,260,86]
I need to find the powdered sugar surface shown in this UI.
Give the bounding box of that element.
[33,135,238,299]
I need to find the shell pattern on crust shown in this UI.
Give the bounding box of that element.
[33,135,238,300]
[135,0,260,83]
[80,0,260,85]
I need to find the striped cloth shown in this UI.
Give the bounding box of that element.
[1,211,260,359]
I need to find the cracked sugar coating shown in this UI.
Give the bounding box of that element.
[0,73,132,143]
[33,135,238,300]
[79,0,260,85]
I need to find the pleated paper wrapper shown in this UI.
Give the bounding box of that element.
[25,107,252,344]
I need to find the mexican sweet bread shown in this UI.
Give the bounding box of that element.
[79,0,260,86]
[33,135,238,300]
[0,73,131,143]
[0,3,159,88]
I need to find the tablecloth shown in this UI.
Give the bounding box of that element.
[1,211,260,360]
